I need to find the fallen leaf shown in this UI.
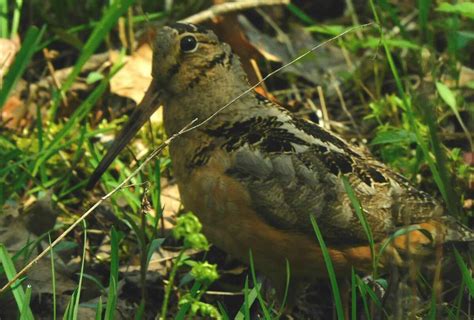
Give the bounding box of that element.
[110,44,153,105]
[1,94,26,129]
[0,38,19,83]
[210,11,261,87]
[0,191,58,251]
[27,259,76,296]
[239,16,349,86]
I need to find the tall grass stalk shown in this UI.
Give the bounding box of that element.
[0,244,34,319]
[310,216,345,320]
[49,0,134,118]
[49,234,57,320]
[368,0,459,216]
[248,250,272,319]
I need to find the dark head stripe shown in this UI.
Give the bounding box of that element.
[170,22,208,34]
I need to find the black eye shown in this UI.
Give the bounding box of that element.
[180,35,198,52]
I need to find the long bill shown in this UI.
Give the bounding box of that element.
[87,79,162,189]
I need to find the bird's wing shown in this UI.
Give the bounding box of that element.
[200,99,443,245]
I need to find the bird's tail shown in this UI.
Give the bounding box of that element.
[439,215,474,243]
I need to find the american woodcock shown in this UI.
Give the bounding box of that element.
[88,23,473,298]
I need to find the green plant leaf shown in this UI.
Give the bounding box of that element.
[435,81,456,110]
[436,2,474,19]
[145,238,165,269]
[363,37,420,50]
[435,81,473,150]
[371,129,417,145]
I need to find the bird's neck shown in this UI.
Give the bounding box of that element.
[162,61,255,136]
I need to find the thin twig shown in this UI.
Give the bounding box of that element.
[316,85,330,130]
[0,22,374,294]
[182,0,290,25]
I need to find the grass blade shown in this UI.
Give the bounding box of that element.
[310,216,344,320]
[453,248,474,297]
[104,227,121,319]
[49,234,57,320]
[235,276,258,320]
[418,0,432,41]
[50,0,134,118]
[0,244,34,319]
[95,297,103,320]
[63,221,88,320]
[32,58,124,175]
[277,259,290,317]
[11,0,23,38]
[19,284,32,320]
[342,176,375,271]
[369,0,457,215]
[351,268,357,320]
[0,26,44,111]
[0,0,8,38]
[248,250,272,319]
[217,301,230,320]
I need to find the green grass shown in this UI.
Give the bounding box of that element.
[48,0,134,119]
[48,234,57,320]
[63,221,87,320]
[0,0,8,38]
[310,216,344,320]
[104,227,121,320]
[0,26,44,111]
[0,244,34,319]
[0,0,473,319]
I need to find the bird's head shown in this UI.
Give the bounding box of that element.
[86,23,236,189]
[152,23,234,94]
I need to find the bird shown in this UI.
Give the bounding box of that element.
[87,22,473,303]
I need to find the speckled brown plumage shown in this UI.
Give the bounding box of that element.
[88,23,474,296]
